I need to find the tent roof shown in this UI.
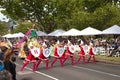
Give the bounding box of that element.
[36,31,47,36]
[48,29,66,36]
[61,28,81,36]
[16,32,25,37]
[102,25,120,34]
[2,34,13,38]
[2,32,25,38]
[80,27,102,35]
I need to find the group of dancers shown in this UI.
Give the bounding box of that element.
[20,38,96,72]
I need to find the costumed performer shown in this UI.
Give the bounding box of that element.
[87,42,96,64]
[76,40,86,64]
[20,38,40,71]
[51,40,65,67]
[63,40,74,65]
[35,42,50,70]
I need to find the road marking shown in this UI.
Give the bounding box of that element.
[17,71,33,75]
[16,63,59,80]
[73,66,120,78]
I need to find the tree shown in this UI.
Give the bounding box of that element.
[0,21,9,35]
[1,0,120,33]
[12,21,33,34]
[0,0,58,33]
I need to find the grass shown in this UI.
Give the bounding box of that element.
[95,55,120,62]
[74,53,120,64]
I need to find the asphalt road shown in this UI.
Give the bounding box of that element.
[16,58,120,80]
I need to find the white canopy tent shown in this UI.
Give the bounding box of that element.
[79,27,102,35]
[15,32,25,37]
[61,28,81,36]
[2,34,13,38]
[48,29,66,36]
[102,25,120,34]
[36,31,47,36]
[2,32,25,38]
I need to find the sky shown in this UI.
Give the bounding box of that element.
[0,12,9,22]
[0,8,9,22]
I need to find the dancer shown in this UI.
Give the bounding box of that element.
[35,42,50,70]
[63,40,74,65]
[51,40,65,67]
[20,38,40,71]
[76,40,86,64]
[87,42,96,64]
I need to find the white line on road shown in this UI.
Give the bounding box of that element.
[16,63,59,80]
[73,66,120,78]
[17,71,33,75]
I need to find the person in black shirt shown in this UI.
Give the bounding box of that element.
[3,49,16,80]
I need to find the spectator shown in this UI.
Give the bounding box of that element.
[3,49,16,80]
[108,43,119,57]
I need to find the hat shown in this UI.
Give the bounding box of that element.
[42,42,47,47]
[80,40,84,45]
[67,40,71,44]
[89,42,93,47]
[56,40,60,44]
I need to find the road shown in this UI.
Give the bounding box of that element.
[16,58,120,80]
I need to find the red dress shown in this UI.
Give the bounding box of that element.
[54,47,59,57]
[38,49,48,60]
[88,47,94,55]
[51,46,65,67]
[88,47,96,64]
[20,50,37,71]
[79,46,85,55]
[65,47,73,56]
[63,46,74,65]
[54,47,65,58]
[36,49,49,70]
[25,50,36,62]
[76,45,86,64]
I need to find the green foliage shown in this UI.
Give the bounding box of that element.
[0,22,8,35]
[0,0,120,33]
[12,21,33,34]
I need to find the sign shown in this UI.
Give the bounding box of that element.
[30,47,40,58]
[57,48,65,57]
[43,48,51,58]
[69,45,75,53]
[74,45,80,53]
